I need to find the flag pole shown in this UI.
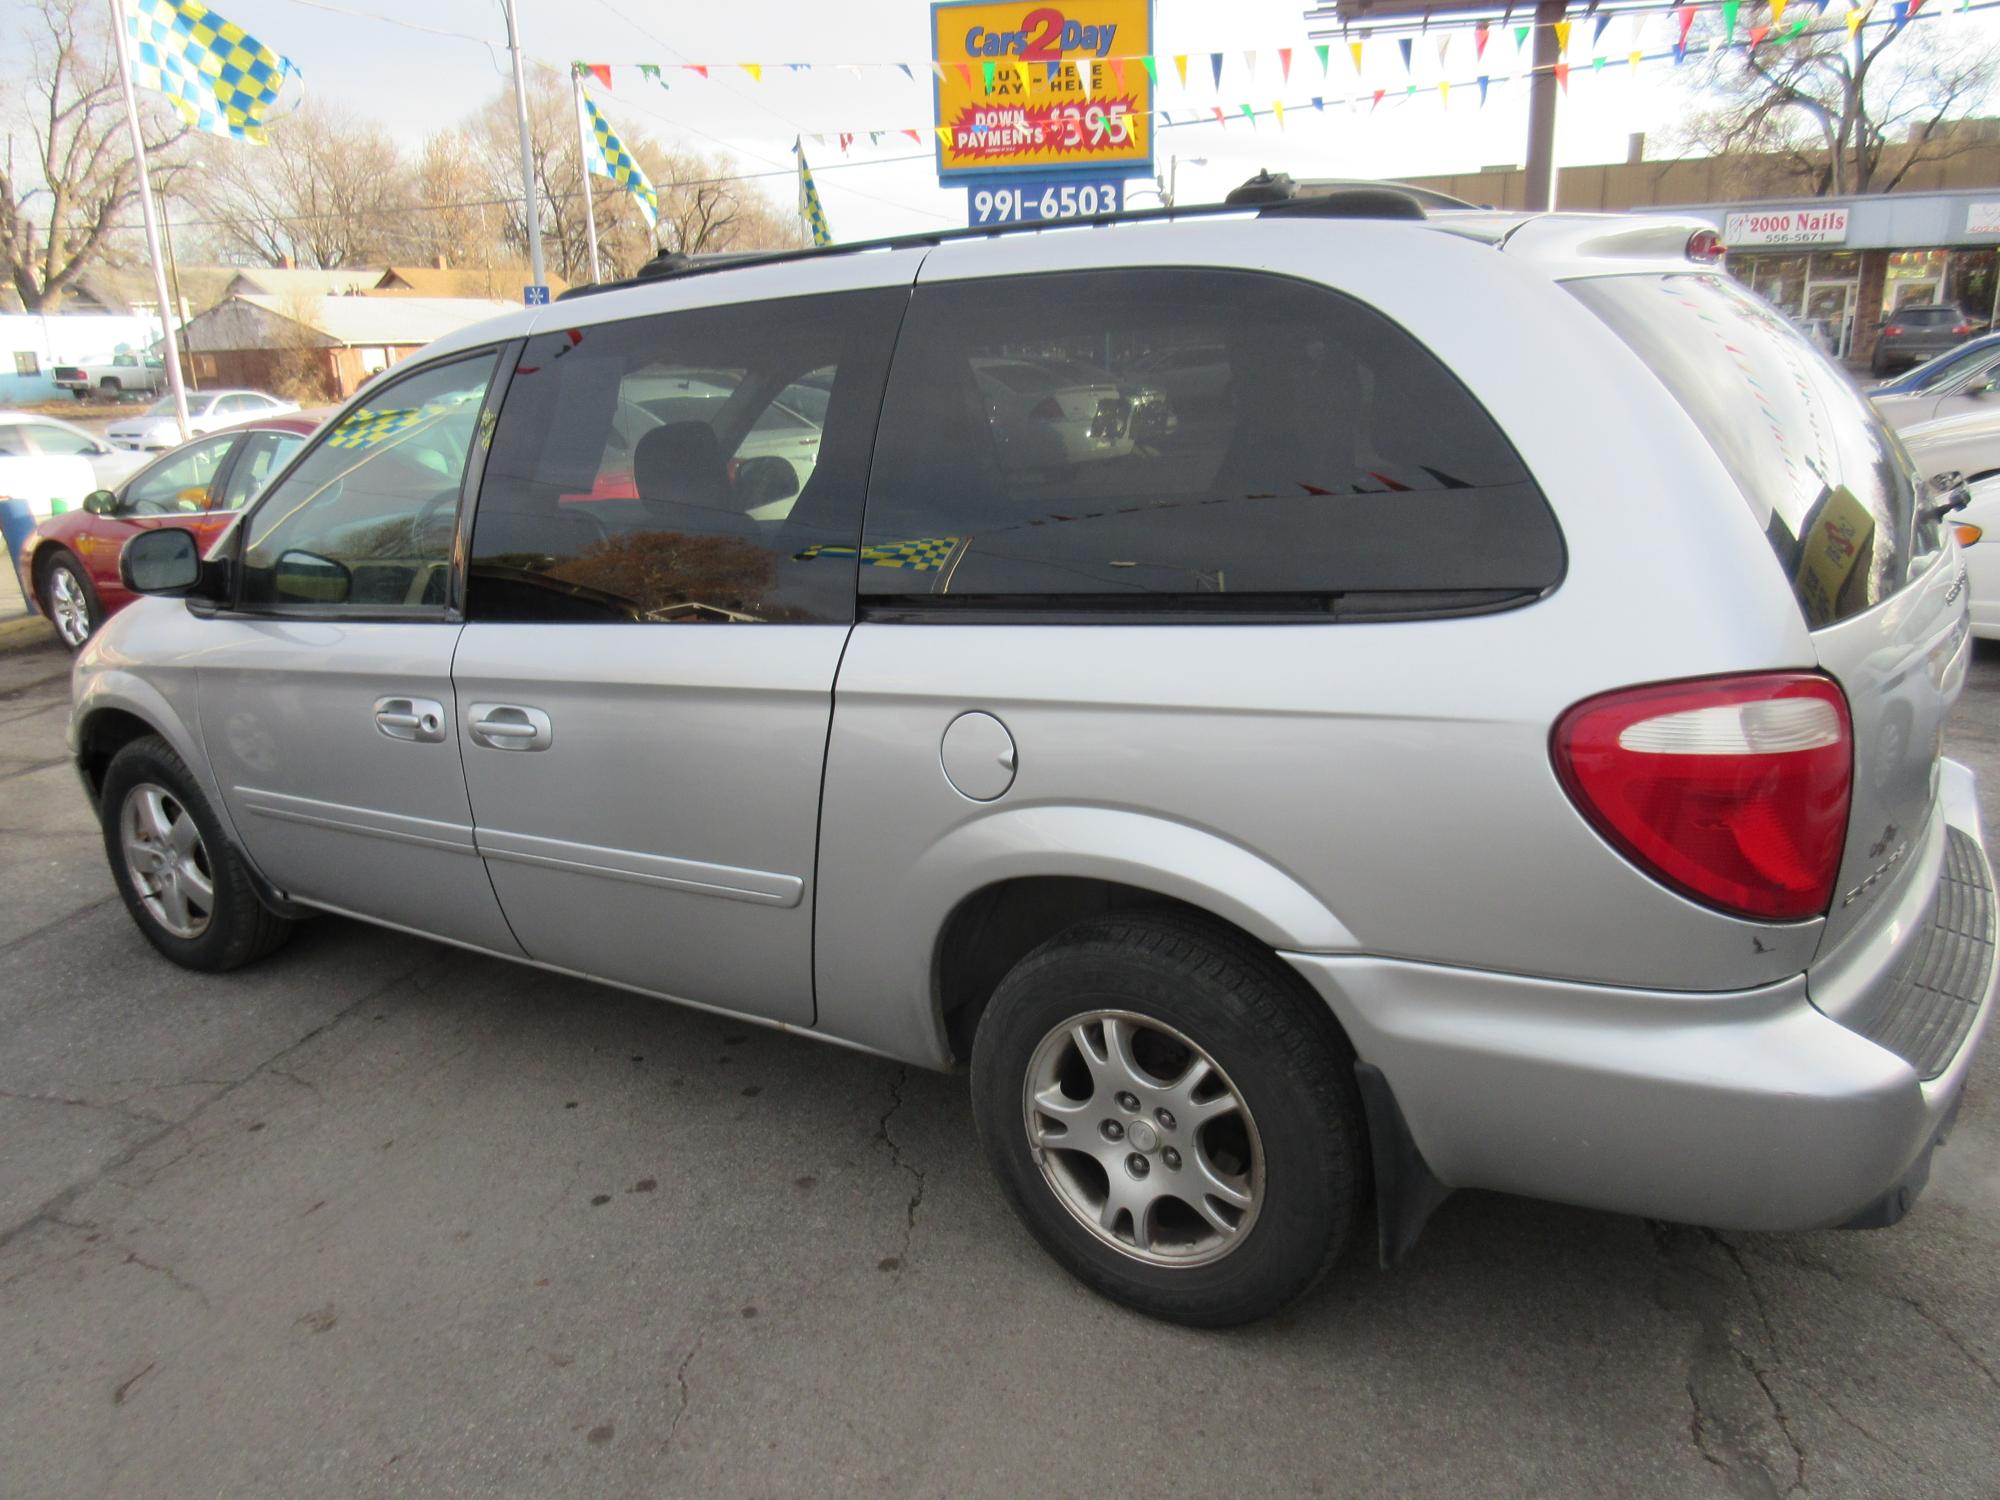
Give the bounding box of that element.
[106,0,191,445]
[500,0,546,290]
[573,71,603,284]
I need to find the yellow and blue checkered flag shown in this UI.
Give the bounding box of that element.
[123,0,298,146]
[795,139,833,246]
[582,95,659,229]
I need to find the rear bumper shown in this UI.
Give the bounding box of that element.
[1283,761,1996,1233]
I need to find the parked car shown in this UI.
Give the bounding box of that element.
[1870,303,1983,375]
[1897,405,2000,488]
[0,412,151,517]
[52,351,167,400]
[106,389,299,451]
[1870,332,2000,429]
[17,414,319,649]
[72,203,1994,1327]
[1950,475,2000,639]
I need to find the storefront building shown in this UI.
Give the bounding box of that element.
[1675,190,2000,364]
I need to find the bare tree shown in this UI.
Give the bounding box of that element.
[189,100,408,268]
[402,129,499,271]
[0,0,189,310]
[468,66,799,283]
[1681,16,2000,196]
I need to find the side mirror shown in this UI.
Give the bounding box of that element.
[82,489,120,516]
[274,549,352,604]
[120,527,202,595]
[733,455,800,504]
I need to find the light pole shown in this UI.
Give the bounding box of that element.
[500,0,546,291]
[1157,156,1207,209]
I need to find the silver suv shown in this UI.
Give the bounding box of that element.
[75,199,1997,1327]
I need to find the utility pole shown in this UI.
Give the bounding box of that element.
[500,0,547,292]
[155,187,195,390]
[106,0,190,442]
[1523,0,1565,212]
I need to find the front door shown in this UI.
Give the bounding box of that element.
[451,284,908,1024]
[195,350,521,953]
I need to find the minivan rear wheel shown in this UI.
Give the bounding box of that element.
[970,913,1364,1326]
[100,734,293,971]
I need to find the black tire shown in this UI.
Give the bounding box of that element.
[99,734,293,972]
[99,377,121,396]
[37,551,101,651]
[970,912,1365,1327]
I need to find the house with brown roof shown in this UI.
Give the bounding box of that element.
[372,264,568,300]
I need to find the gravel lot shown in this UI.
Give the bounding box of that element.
[0,637,1995,1499]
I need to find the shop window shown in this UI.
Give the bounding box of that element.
[13,352,38,376]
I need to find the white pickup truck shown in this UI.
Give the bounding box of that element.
[51,352,167,400]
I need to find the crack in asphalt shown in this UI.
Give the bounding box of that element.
[874,1065,926,1274]
[0,896,121,960]
[666,1326,709,1451]
[0,1087,171,1129]
[0,953,447,1257]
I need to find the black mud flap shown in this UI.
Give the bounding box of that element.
[1354,1060,1453,1267]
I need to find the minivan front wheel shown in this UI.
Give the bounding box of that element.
[100,735,293,971]
[971,914,1365,1326]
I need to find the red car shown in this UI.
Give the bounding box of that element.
[17,413,323,650]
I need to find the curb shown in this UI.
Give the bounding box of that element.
[0,612,57,652]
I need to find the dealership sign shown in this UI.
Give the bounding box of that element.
[1967,202,2000,235]
[1722,208,1850,246]
[931,1,1154,181]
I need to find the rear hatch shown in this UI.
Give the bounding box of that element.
[1569,271,1968,960]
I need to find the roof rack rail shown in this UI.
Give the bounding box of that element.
[556,174,1456,302]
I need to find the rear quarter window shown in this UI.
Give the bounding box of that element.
[1569,273,1937,628]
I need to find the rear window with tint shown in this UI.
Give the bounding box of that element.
[1569,272,1932,629]
[1896,308,1959,327]
[859,268,1562,617]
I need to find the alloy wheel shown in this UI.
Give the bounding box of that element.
[120,782,214,939]
[48,565,91,648]
[1022,1009,1263,1266]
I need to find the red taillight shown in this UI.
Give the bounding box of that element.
[1686,229,1726,263]
[1552,674,1852,922]
[1884,325,1905,337]
[1029,396,1065,420]
[1954,323,1974,335]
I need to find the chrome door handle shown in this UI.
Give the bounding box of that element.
[374,696,446,743]
[467,703,553,751]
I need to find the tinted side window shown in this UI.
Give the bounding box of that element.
[467,288,903,625]
[219,431,305,510]
[241,353,496,609]
[28,422,100,457]
[860,269,1559,613]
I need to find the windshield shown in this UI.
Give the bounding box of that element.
[1896,340,1997,392]
[1570,272,1935,629]
[144,397,177,417]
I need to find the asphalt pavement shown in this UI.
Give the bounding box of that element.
[0,637,1996,1499]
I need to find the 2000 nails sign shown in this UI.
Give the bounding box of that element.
[931,0,1155,180]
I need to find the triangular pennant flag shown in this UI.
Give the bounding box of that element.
[1478,73,1490,103]
[1749,22,1770,43]
[901,128,921,142]
[1847,5,1866,35]
[930,62,948,81]
[1593,53,1605,70]
[638,62,664,87]
[741,63,762,82]
[1045,61,1061,85]
[1436,33,1451,65]
[1406,82,1417,97]
[1554,19,1572,50]
[586,63,612,89]
[1212,104,1226,123]
[837,132,851,153]
[1594,12,1612,45]
[934,126,950,148]
[957,61,974,88]
[1722,0,1740,40]
[1110,57,1126,87]
[1786,15,1810,34]
[1312,94,1324,108]
[982,60,996,90]
[1398,37,1413,70]
[1438,77,1450,105]
[685,64,708,78]
[1315,43,1330,74]
[1772,0,1789,22]
[868,131,882,147]
[1240,102,1257,124]
[1273,98,1285,125]
[1514,24,1531,48]
[1372,87,1386,108]
[1142,56,1158,85]
[1350,40,1364,72]
[1279,47,1293,80]
[1629,48,1643,66]
[1211,52,1224,89]
[1476,21,1491,57]
[1677,5,1698,44]
[1074,60,1091,95]
[895,63,911,79]
[1014,59,1031,91]
[1243,50,1257,77]
[1554,60,1569,89]
[1174,54,1189,86]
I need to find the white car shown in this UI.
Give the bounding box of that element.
[1951,475,2000,639]
[105,389,299,451]
[1897,406,2000,491]
[0,412,152,517]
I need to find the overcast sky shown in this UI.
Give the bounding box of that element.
[12,0,2000,243]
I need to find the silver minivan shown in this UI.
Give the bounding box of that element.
[74,197,1996,1326]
